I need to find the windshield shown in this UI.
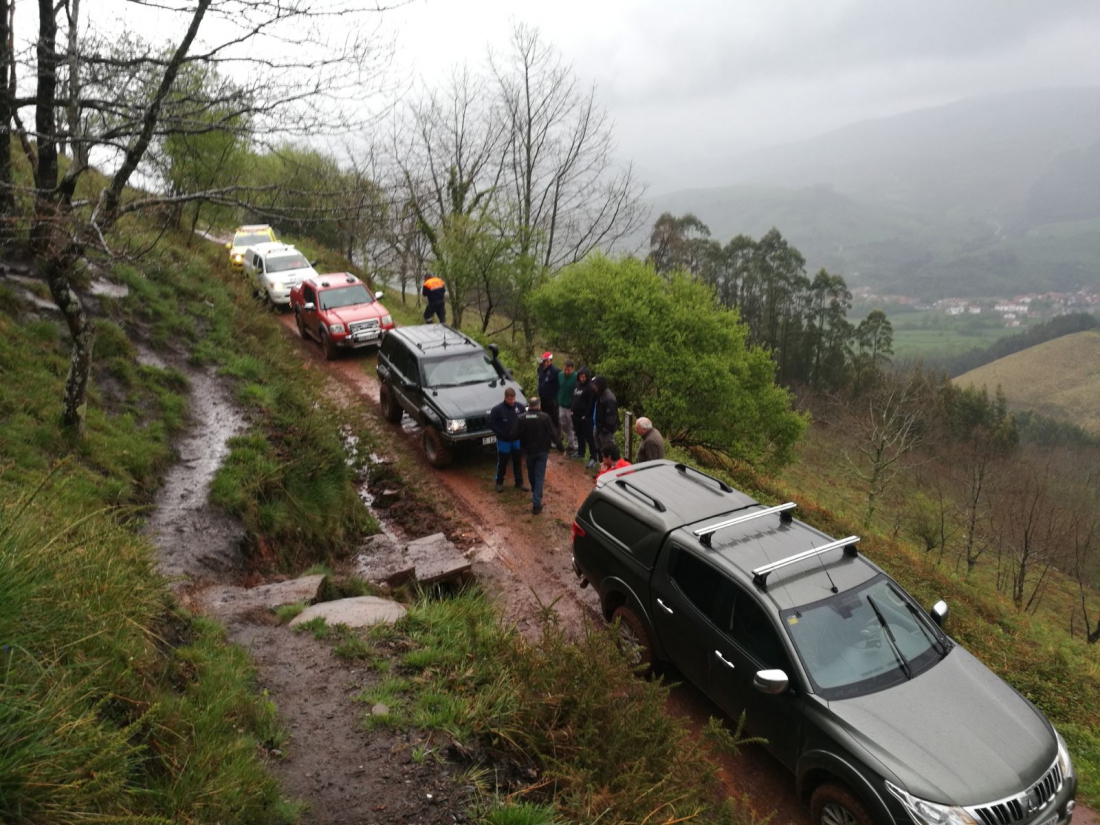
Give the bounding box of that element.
[421,352,499,387]
[234,232,271,246]
[266,255,311,274]
[320,285,373,310]
[782,575,948,699]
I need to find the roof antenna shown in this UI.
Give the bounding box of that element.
[813,541,839,593]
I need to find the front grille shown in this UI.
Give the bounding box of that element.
[971,760,1064,825]
[350,319,380,334]
[466,414,490,432]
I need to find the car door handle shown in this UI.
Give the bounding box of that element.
[656,598,674,615]
[714,650,736,669]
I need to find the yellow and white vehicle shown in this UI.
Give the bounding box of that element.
[226,224,277,271]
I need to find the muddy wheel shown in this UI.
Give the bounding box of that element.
[811,784,873,825]
[612,605,654,673]
[422,426,453,469]
[295,310,308,339]
[321,330,338,361]
[379,383,403,424]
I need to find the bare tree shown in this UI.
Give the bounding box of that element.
[2,0,394,435]
[836,368,936,527]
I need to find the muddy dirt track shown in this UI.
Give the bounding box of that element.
[278,313,812,825]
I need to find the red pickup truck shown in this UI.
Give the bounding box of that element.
[289,273,395,359]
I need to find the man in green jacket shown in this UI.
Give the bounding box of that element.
[556,360,579,457]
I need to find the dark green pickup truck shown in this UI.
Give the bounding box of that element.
[571,460,1076,825]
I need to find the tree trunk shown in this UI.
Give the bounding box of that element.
[0,0,13,237]
[43,253,94,437]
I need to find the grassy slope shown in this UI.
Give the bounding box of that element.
[0,220,375,822]
[955,330,1100,434]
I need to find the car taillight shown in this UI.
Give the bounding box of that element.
[571,521,586,542]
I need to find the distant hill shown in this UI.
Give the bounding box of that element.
[954,330,1100,435]
[647,88,1100,299]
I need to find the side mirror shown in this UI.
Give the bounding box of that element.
[375,291,384,300]
[309,259,319,267]
[930,600,948,627]
[754,669,789,695]
[303,302,315,312]
[488,343,500,357]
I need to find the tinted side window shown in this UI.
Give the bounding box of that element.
[668,547,723,619]
[589,500,660,567]
[725,586,788,669]
[303,286,316,304]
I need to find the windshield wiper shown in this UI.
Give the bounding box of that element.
[866,596,911,680]
[888,584,950,658]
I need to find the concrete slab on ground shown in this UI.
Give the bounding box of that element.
[289,596,407,629]
[354,532,471,588]
[203,575,325,618]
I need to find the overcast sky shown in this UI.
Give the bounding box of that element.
[383,0,1100,192]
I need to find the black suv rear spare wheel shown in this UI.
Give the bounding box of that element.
[810,784,872,825]
[612,605,654,673]
[379,384,402,423]
[423,426,453,468]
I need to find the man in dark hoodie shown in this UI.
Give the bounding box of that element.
[510,396,563,515]
[537,352,562,442]
[489,388,528,493]
[591,375,619,463]
[571,366,598,466]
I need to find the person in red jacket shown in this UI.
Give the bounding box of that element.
[422,275,446,323]
[595,444,631,480]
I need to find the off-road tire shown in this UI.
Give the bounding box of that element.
[810,784,873,825]
[295,310,308,339]
[379,383,403,424]
[422,426,453,469]
[612,605,655,673]
[321,330,338,361]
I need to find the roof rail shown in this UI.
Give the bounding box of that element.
[751,536,860,590]
[674,463,734,493]
[614,479,667,512]
[694,502,796,547]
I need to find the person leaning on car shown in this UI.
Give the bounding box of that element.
[489,387,528,493]
[509,396,563,515]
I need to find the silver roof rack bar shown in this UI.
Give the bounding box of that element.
[694,502,797,547]
[752,536,860,590]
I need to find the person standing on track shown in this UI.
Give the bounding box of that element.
[557,360,578,456]
[510,396,563,515]
[422,274,446,324]
[489,387,528,493]
[537,352,563,443]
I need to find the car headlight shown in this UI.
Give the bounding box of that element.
[886,782,980,825]
[231,253,243,262]
[1055,728,1073,777]
[328,324,346,334]
[446,418,467,434]
[381,314,393,327]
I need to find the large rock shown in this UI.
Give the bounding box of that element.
[289,596,407,629]
[354,532,471,588]
[203,574,325,617]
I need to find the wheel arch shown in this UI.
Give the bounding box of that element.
[597,578,668,663]
[798,752,896,825]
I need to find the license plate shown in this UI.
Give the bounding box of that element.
[355,330,380,341]
[482,436,496,446]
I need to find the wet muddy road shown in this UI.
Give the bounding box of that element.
[278,313,811,825]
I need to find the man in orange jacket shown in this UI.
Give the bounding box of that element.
[422,275,446,323]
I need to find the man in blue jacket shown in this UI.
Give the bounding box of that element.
[537,352,563,442]
[489,387,528,493]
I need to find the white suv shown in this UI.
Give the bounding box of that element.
[243,243,318,306]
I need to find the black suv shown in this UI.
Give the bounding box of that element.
[572,460,1076,825]
[376,325,524,468]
